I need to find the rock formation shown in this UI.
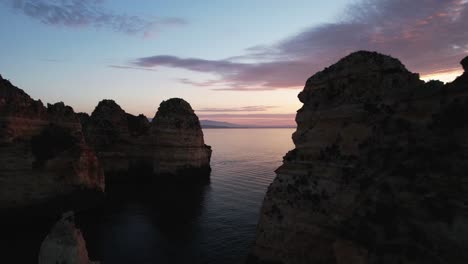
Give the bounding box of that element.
[81,98,211,182]
[250,51,468,264]
[81,100,152,182]
[39,211,99,264]
[152,98,212,176]
[0,76,104,209]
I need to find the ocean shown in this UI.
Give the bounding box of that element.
[5,128,295,264]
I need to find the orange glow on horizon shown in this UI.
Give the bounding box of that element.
[421,68,464,83]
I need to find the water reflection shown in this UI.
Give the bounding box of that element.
[77,180,211,264]
[1,129,295,264]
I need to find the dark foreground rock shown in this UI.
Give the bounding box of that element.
[39,211,99,264]
[0,76,104,209]
[250,51,468,264]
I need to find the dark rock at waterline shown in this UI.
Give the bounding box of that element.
[251,51,468,264]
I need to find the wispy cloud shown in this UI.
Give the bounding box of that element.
[2,0,187,36]
[108,65,157,72]
[131,0,468,90]
[196,106,278,112]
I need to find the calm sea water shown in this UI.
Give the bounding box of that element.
[77,128,295,264]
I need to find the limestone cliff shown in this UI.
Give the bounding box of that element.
[152,98,212,176]
[82,98,211,182]
[251,51,468,264]
[82,100,152,181]
[0,76,104,209]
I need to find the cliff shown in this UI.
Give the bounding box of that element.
[152,98,212,176]
[82,100,152,182]
[0,76,104,209]
[82,98,211,182]
[251,51,468,264]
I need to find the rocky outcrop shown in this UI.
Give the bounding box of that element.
[81,100,153,181]
[152,98,212,176]
[82,98,211,182]
[251,51,468,264]
[39,211,99,264]
[0,76,104,209]
[0,75,48,143]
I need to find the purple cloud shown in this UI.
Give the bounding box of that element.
[132,0,468,91]
[2,0,187,36]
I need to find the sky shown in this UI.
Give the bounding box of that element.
[1,0,467,127]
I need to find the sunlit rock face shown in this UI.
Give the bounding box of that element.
[39,212,98,264]
[152,98,212,177]
[82,98,211,182]
[251,52,468,264]
[0,76,104,209]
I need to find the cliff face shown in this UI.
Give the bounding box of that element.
[251,51,468,264]
[0,76,104,209]
[82,100,152,181]
[0,75,48,143]
[152,98,212,176]
[82,98,211,182]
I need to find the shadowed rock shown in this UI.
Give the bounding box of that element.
[82,98,211,183]
[127,113,150,136]
[461,56,468,72]
[77,112,90,128]
[0,76,104,209]
[81,100,152,182]
[0,76,47,142]
[250,51,468,264]
[39,212,99,264]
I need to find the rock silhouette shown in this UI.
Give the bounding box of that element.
[250,51,468,264]
[0,75,211,209]
[0,76,104,209]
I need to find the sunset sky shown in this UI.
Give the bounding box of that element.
[1,0,467,126]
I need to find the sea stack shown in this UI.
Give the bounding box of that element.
[39,212,98,264]
[0,76,104,209]
[81,98,211,182]
[152,98,212,177]
[250,52,468,264]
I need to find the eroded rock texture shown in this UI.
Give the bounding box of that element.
[82,98,211,182]
[0,76,104,209]
[81,100,152,181]
[152,98,212,176]
[39,212,98,264]
[251,51,468,264]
